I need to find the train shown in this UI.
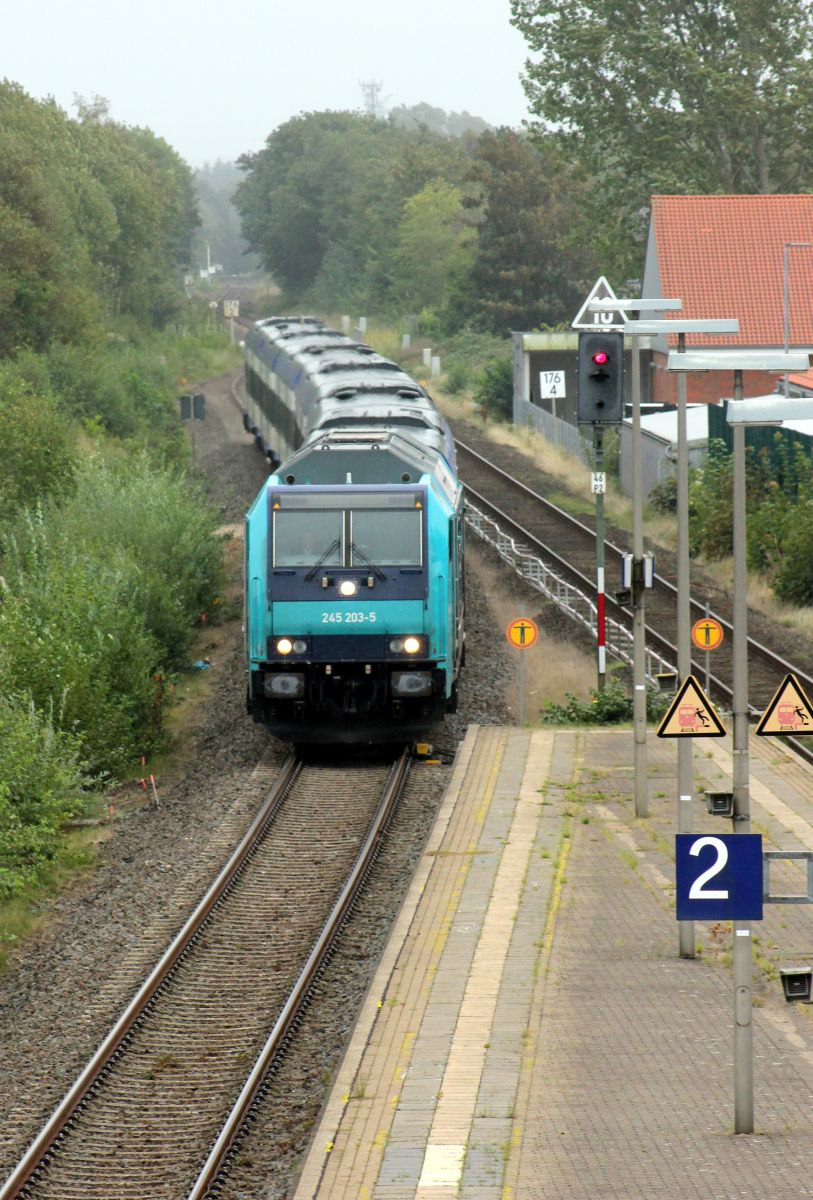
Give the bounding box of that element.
[242,317,465,744]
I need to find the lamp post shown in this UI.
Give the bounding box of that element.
[668,350,810,1135]
[783,242,812,398]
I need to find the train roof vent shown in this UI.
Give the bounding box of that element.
[319,360,402,374]
[397,387,423,398]
[334,388,359,399]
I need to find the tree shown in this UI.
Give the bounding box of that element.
[389,103,491,138]
[390,180,476,314]
[510,0,813,272]
[462,129,597,334]
[235,111,473,311]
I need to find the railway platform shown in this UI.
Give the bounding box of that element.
[292,724,813,1199]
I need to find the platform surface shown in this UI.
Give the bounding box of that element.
[292,724,813,1199]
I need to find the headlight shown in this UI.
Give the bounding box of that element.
[338,580,357,597]
[389,636,423,655]
[275,638,307,655]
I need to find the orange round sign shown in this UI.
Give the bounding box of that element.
[507,617,539,649]
[691,617,725,651]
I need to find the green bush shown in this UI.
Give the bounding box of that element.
[12,338,186,459]
[0,696,87,900]
[0,517,162,776]
[444,360,470,395]
[541,678,669,725]
[0,450,224,776]
[473,356,514,421]
[47,450,225,667]
[648,473,677,515]
[687,439,733,560]
[0,364,78,521]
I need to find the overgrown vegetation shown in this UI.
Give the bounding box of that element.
[541,678,669,725]
[651,434,813,608]
[0,83,231,902]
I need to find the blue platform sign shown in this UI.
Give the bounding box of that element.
[675,834,763,921]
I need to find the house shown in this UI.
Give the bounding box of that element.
[641,194,813,404]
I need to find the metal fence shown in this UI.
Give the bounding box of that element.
[513,396,591,465]
[465,498,676,684]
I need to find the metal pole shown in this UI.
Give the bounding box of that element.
[518,651,526,725]
[631,336,648,816]
[784,244,790,398]
[594,426,606,691]
[733,923,754,1133]
[731,374,749,830]
[782,242,811,399]
[731,367,753,1134]
[676,339,695,958]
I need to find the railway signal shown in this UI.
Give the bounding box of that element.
[577,331,624,425]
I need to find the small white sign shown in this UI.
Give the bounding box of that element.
[572,276,628,330]
[539,370,566,400]
[224,300,240,317]
[591,472,606,494]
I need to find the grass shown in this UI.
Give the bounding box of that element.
[0,827,107,971]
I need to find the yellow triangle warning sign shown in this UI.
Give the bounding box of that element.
[756,673,813,736]
[656,675,726,738]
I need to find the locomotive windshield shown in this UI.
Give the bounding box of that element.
[271,491,424,568]
[350,510,421,566]
[272,510,343,567]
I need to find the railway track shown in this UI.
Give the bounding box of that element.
[455,436,813,753]
[2,751,409,1200]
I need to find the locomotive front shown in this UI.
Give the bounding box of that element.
[245,476,462,744]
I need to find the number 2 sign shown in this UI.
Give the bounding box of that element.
[675,834,763,920]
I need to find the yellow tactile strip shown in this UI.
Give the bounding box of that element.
[290,727,561,1200]
[415,731,553,1196]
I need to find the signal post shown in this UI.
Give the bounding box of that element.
[577,284,680,818]
[576,328,624,693]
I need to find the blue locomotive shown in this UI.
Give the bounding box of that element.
[243,318,465,744]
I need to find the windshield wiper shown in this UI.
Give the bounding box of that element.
[304,538,341,581]
[350,541,387,581]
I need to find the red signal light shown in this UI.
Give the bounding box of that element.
[592,351,609,365]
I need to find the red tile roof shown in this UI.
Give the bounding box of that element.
[650,195,813,347]
[789,369,813,391]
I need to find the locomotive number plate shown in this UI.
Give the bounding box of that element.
[321,611,378,624]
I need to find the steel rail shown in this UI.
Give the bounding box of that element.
[188,747,411,1199]
[0,754,301,1200]
[457,437,813,767]
[463,483,680,685]
[455,436,813,698]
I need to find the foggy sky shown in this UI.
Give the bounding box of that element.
[4,0,531,167]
